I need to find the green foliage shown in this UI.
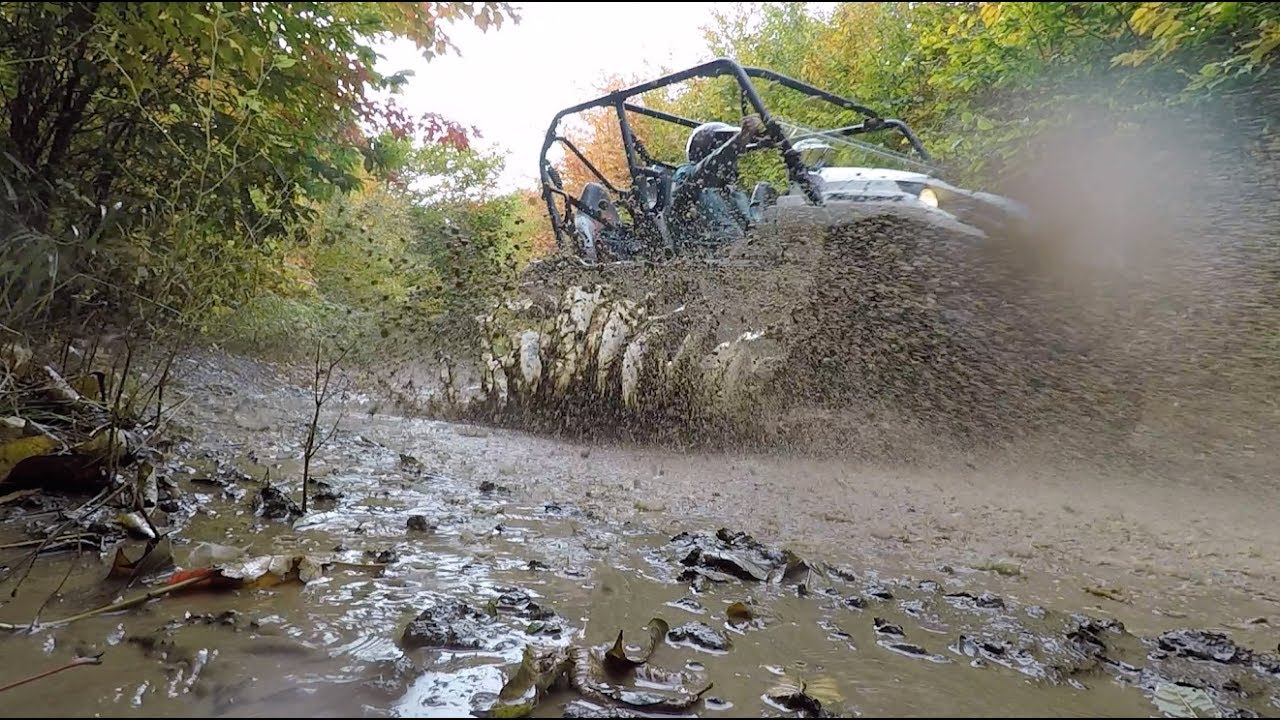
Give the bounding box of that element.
[634,2,1280,186]
[0,0,518,338]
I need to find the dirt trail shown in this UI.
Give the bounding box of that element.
[199,347,1280,647]
[357,397,1280,651]
[0,348,1276,719]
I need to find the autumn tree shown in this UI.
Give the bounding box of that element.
[0,1,518,331]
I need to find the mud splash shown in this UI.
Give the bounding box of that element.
[0,350,1276,718]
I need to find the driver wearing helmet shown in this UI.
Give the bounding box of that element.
[669,114,766,250]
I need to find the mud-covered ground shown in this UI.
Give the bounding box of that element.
[1,347,1275,718]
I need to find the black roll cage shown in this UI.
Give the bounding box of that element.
[538,57,935,254]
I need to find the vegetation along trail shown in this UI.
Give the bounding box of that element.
[1,2,1278,718]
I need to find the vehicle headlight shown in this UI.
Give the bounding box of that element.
[919,187,939,208]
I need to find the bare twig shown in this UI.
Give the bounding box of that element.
[0,481,127,594]
[31,548,81,627]
[0,653,103,693]
[0,569,215,631]
[301,340,352,514]
[0,534,99,551]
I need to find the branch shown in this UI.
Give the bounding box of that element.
[0,653,103,693]
[0,570,216,631]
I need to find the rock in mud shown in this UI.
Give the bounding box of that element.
[1067,614,1126,659]
[492,589,555,621]
[863,584,894,601]
[561,700,644,718]
[668,596,706,615]
[873,618,905,637]
[950,634,1048,678]
[400,599,493,650]
[1156,629,1252,664]
[366,548,398,564]
[406,515,434,533]
[878,639,951,664]
[944,591,1005,611]
[670,528,786,583]
[252,484,301,520]
[667,622,731,652]
[310,480,343,502]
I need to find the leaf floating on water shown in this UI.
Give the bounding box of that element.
[765,674,822,715]
[489,645,540,718]
[166,554,337,592]
[1084,585,1129,603]
[570,646,709,711]
[726,601,753,626]
[483,645,569,718]
[109,536,174,581]
[765,672,842,715]
[801,675,844,707]
[1153,682,1220,718]
[605,617,669,670]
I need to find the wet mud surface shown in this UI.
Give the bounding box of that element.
[0,350,1277,718]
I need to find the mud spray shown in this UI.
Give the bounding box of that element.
[389,101,1279,485]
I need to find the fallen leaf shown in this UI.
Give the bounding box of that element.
[69,372,107,404]
[167,554,335,593]
[726,601,753,626]
[1153,682,1220,718]
[605,617,669,670]
[571,645,710,711]
[764,672,841,715]
[0,434,59,481]
[0,343,32,375]
[72,428,132,464]
[116,511,155,540]
[488,646,540,718]
[1084,585,1129,603]
[109,536,174,580]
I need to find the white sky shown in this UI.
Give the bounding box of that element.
[375,2,725,194]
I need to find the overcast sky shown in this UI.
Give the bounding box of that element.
[375,2,724,193]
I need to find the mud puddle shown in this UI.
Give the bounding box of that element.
[0,350,1276,718]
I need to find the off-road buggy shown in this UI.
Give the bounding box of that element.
[431,59,1134,452]
[536,58,1030,263]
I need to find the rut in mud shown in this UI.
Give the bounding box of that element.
[0,350,1277,718]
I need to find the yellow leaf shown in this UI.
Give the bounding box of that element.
[978,3,1001,27]
[0,434,59,482]
[1248,28,1280,65]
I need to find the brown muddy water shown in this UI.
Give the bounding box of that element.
[0,351,1277,718]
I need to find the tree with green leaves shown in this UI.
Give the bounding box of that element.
[0,1,517,332]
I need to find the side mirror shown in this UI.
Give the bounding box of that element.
[792,138,835,170]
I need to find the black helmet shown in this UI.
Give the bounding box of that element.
[686,121,739,164]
